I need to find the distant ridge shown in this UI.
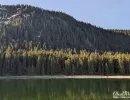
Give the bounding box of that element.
[0,4,130,52]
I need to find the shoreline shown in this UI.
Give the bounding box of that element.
[0,75,130,79]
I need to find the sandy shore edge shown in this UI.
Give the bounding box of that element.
[0,75,130,79]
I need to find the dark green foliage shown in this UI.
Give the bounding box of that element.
[0,49,129,75]
[0,5,130,75]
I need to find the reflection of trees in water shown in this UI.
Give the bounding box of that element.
[0,79,129,100]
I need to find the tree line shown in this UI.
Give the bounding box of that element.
[0,47,130,75]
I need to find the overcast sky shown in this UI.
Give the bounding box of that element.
[0,0,129,29]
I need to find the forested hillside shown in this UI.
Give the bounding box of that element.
[0,5,130,75]
[0,5,130,52]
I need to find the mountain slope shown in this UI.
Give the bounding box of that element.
[0,5,130,52]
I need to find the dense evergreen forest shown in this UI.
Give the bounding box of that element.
[0,4,130,52]
[0,5,130,75]
[0,47,130,75]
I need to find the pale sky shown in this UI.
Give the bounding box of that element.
[0,0,129,29]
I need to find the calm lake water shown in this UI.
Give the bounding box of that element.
[0,79,130,100]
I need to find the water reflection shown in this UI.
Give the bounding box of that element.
[0,79,130,100]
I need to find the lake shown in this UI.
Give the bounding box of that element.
[0,79,130,100]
